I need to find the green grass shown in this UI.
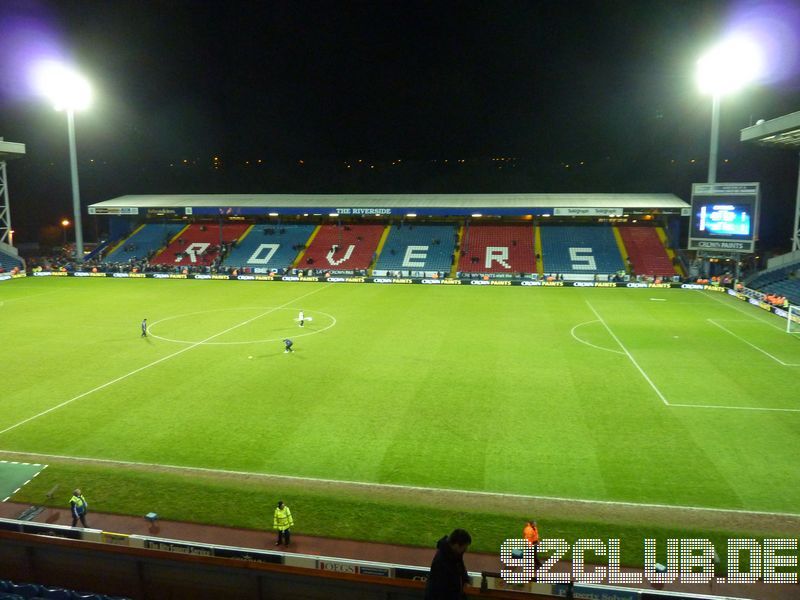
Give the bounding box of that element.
[2,277,799,560]
[9,461,755,566]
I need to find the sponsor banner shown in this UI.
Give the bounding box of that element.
[0,274,10,282]
[214,547,282,564]
[553,207,624,217]
[470,280,512,286]
[145,539,213,556]
[358,565,391,577]
[102,531,131,546]
[152,273,187,279]
[317,560,358,574]
[334,207,392,215]
[280,275,321,282]
[88,206,139,215]
[371,277,414,284]
[20,522,83,540]
[421,278,441,284]
[394,567,429,582]
[440,279,462,285]
[691,239,754,252]
[237,275,255,280]
[33,272,51,277]
[74,271,90,277]
[327,276,366,283]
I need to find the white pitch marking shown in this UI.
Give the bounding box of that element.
[148,307,337,346]
[707,319,800,367]
[670,403,800,413]
[586,301,669,406]
[0,448,799,519]
[570,320,625,355]
[0,285,332,436]
[649,298,667,302]
[703,291,786,332]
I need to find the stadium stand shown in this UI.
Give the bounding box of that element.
[221,224,314,270]
[150,223,250,267]
[618,226,676,277]
[103,223,183,263]
[748,262,800,305]
[0,250,22,272]
[373,223,457,275]
[457,224,536,274]
[0,579,128,600]
[299,223,385,271]
[540,224,624,275]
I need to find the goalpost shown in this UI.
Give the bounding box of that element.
[788,305,800,334]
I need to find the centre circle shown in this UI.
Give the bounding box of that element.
[147,306,337,345]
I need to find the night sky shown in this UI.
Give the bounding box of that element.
[0,0,799,248]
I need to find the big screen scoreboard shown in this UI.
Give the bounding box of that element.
[688,183,760,253]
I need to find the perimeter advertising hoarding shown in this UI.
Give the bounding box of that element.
[688,183,759,253]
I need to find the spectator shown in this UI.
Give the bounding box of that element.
[424,528,471,600]
[70,489,88,527]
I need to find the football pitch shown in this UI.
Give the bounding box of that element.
[2,277,799,548]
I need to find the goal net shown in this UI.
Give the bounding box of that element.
[788,305,800,334]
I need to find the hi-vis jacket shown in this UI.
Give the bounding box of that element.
[274,506,294,531]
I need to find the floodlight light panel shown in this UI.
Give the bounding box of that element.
[32,61,92,111]
[696,36,763,96]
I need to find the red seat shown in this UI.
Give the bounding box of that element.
[457,225,536,273]
[301,224,385,271]
[150,224,250,266]
[618,227,675,277]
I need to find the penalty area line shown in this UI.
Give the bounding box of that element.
[0,448,798,519]
[0,285,331,437]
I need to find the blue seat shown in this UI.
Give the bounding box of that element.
[0,593,25,600]
[40,589,72,600]
[7,583,41,599]
[0,582,10,593]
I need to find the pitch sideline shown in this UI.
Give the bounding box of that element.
[0,448,798,520]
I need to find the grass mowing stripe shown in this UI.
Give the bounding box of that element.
[707,318,800,366]
[2,448,799,519]
[0,284,331,437]
[702,290,786,331]
[6,461,782,563]
[585,300,669,406]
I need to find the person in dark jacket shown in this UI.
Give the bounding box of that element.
[424,528,471,600]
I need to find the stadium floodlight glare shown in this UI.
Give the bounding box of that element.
[32,61,93,112]
[696,37,763,184]
[696,36,763,96]
[32,61,92,262]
